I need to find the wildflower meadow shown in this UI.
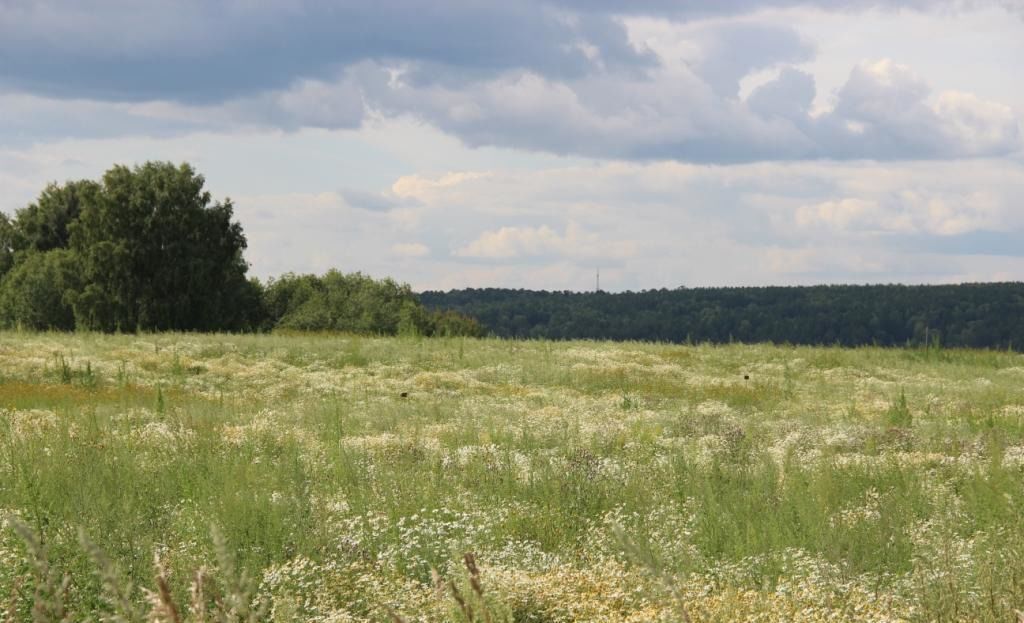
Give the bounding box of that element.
[1,332,1023,622]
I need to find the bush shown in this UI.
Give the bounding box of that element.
[263,270,482,336]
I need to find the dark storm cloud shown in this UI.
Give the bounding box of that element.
[546,0,987,16]
[5,0,1010,104]
[1,0,1020,164]
[0,0,655,103]
[362,52,1020,163]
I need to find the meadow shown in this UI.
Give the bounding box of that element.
[1,332,1023,622]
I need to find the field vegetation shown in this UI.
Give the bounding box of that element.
[1,333,1023,621]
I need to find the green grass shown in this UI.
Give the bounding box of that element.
[1,333,1024,621]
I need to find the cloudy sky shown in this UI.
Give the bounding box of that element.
[3,0,1023,291]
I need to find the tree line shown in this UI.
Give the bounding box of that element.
[0,162,481,336]
[419,284,1024,349]
[7,161,1020,348]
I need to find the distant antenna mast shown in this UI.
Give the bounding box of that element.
[596,268,600,292]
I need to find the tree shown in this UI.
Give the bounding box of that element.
[0,213,17,280]
[419,283,1024,349]
[0,250,77,331]
[260,270,482,336]
[2,161,486,336]
[263,273,330,331]
[265,270,427,334]
[426,309,485,337]
[15,180,100,253]
[67,162,257,332]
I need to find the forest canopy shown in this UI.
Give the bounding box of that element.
[420,284,1024,350]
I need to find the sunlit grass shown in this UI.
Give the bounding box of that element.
[2,332,1024,621]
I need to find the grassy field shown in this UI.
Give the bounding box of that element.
[1,333,1023,622]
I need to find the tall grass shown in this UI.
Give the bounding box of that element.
[1,332,1023,620]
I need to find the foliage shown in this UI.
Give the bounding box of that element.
[0,250,77,331]
[427,309,486,338]
[0,214,17,281]
[0,163,257,333]
[264,270,419,334]
[265,270,483,336]
[886,389,913,427]
[15,180,99,254]
[66,162,255,332]
[421,283,1024,349]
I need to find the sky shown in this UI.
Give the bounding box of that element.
[2,0,1023,292]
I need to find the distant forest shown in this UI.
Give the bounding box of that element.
[419,284,1024,349]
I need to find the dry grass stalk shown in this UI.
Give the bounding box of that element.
[430,569,445,597]
[4,519,274,623]
[463,553,483,596]
[384,605,409,623]
[187,567,209,623]
[462,553,493,623]
[143,553,182,623]
[430,552,507,623]
[448,579,473,622]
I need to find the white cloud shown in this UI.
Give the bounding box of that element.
[387,158,1024,288]
[3,2,1024,290]
[793,195,996,236]
[392,171,494,201]
[813,59,1020,158]
[790,192,1003,237]
[455,225,566,259]
[6,127,1024,289]
[795,198,899,232]
[933,91,1021,156]
[453,222,638,261]
[391,242,430,257]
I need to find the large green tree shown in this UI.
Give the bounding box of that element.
[66,162,260,332]
[15,180,100,253]
[2,161,480,336]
